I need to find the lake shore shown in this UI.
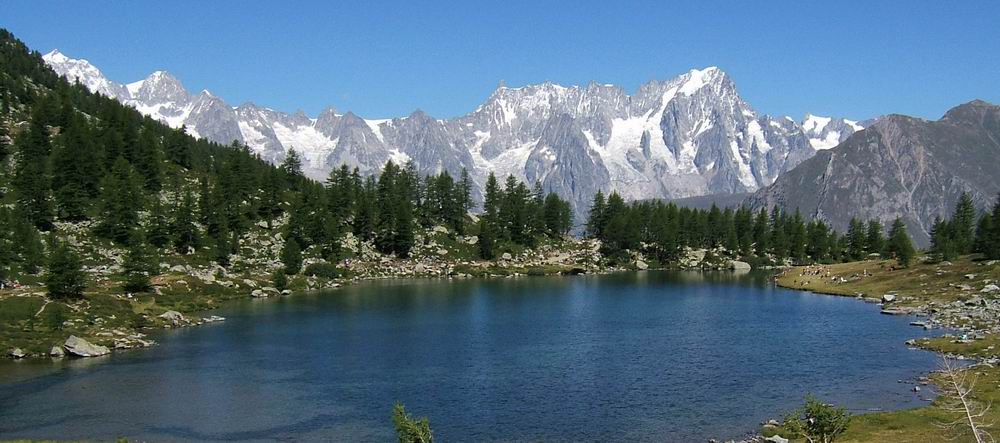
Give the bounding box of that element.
[772,255,1000,442]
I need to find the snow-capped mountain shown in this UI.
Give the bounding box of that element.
[43,50,864,217]
[801,113,865,150]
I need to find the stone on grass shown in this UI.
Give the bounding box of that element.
[981,284,999,293]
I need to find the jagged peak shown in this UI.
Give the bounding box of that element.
[42,49,68,62]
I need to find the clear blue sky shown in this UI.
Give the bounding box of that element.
[4,1,998,120]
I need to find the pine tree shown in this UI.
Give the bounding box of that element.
[12,106,54,230]
[45,239,86,299]
[13,213,44,274]
[752,207,770,256]
[122,231,157,293]
[788,210,807,264]
[587,191,607,238]
[974,212,993,255]
[134,127,163,191]
[930,216,956,261]
[0,208,14,282]
[865,219,885,257]
[51,114,98,220]
[951,192,977,254]
[95,157,143,244]
[164,126,191,168]
[147,197,171,248]
[987,195,1000,260]
[280,148,304,186]
[846,218,867,260]
[172,190,199,254]
[281,237,302,275]
[887,218,916,267]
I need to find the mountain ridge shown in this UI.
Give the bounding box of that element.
[43,50,864,217]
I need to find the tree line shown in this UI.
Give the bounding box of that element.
[584,190,918,266]
[930,192,1000,261]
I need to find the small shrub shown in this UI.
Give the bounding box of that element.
[303,262,341,279]
[272,270,288,291]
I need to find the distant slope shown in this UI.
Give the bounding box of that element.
[748,100,1000,246]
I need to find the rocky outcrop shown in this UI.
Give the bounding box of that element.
[63,335,110,357]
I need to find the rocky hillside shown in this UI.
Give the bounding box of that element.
[748,100,1000,246]
[44,51,864,217]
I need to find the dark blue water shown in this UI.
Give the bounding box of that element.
[0,271,939,442]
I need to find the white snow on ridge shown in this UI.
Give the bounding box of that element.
[678,67,719,96]
[802,114,832,133]
[809,131,842,150]
[271,122,337,168]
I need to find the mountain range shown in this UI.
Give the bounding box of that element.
[43,50,863,219]
[750,100,1000,246]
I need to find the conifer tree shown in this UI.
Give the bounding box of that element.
[134,127,163,191]
[951,192,977,254]
[172,190,199,254]
[51,115,99,220]
[865,219,885,256]
[281,236,302,275]
[147,197,171,248]
[95,157,143,244]
[887,218,916,267]
[846,218,867,260]
[930,216,956,261]
[45,239,86,299]
[122,231,157,293]
[280,148,304,186]
[986,196,1000,260]
[974,212,992,255]
[13,213,44,274]
[12,106,54,230]
[752,207,770,256]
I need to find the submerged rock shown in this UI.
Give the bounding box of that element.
[63,335,110,357]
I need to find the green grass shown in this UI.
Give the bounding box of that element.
[770,255,1000,442]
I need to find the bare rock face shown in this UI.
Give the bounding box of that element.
[750,100,1000,247]
[63,335,110,357]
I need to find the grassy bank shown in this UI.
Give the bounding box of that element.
[772,255,1000,442]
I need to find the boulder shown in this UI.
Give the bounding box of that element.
[158,311,185,326]
[436,248,448,256]
[765,436,789,443]
[501,252,513,261]
[635,260,649,270]
[251,289,267,298]
[882,294,896,303]
[982,284,1000,293]
[10,348,26,359]
[730,260,752,271]
[50,346,66,357]
[63,335,110,357]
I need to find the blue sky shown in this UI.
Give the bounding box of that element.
[4,1,998,120]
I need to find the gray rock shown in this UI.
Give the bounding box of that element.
[765,436,789,443]
[158,311,185,326]
[63,335,110,357]
[982,284,999,293]
[882,294,896,303]
[10,348,26,359]
[635,260,649,270]
[501,252,513,261]
[50,346,66,357]
[730,260,751,271]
